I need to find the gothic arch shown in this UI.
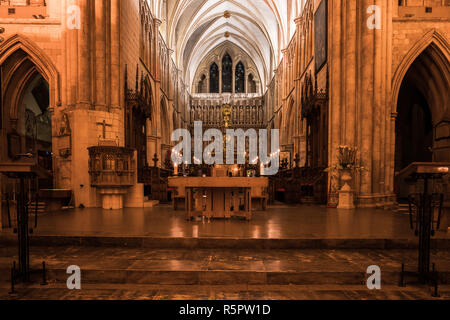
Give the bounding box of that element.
[394,30,450,179]
[0,34,60,117]
[277,111,283,144]
[391,30,450,115]
[286,98,296,145]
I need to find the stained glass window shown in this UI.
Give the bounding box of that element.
[235,62,245,93]
[210,63,219,93]
[222,54,232,93]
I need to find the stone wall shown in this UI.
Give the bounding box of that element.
[264,0,449,208]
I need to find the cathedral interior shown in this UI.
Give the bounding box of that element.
[0,0,449,301]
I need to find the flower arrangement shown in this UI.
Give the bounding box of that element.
[325,146,366,172]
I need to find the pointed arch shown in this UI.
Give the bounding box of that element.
[391,30,450,114]
[286,98,296,145]
[0,34,61,112]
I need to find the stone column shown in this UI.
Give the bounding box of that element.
[153,18,162,163]
[344,0,357,147]
[295,17,302,157]
[95,0,106,109]
[372,0,383,197]
[358,0,375,199]
[385,1,395,200]
[110,0,120,109]
[66,0,78,107]
[153,19,162,80]
[329,0,342,168]
[77,0,91,108]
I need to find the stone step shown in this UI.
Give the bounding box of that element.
[1,234,449,250]
[144,200,160,208]
[1,262,449,287]
[1,247,449,287]
[38,268,449,286]
[2,283,449,300]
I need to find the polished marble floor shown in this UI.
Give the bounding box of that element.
[5,204,448,239]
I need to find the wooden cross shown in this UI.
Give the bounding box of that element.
[97,120,112,139]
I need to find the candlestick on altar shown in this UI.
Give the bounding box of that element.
[174,163,178,176]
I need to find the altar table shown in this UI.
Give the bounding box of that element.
[168,177,269,220]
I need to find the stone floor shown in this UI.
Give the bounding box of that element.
[1,204,449,300]
[1,246,449,300]
[2,284,449,300]
[5,204,449,239]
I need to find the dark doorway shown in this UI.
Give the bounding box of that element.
[393,43,450,199]
[395,82,433,170]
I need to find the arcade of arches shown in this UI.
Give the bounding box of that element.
[0,0,449,221]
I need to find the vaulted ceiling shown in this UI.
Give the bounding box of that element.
[147,0,304,92]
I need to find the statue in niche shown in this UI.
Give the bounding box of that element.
[58,113,71,137]
[57,112,72,158]
[25,109,36,138]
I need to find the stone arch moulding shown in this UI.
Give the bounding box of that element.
[11,67,41,121]
[0,34,61,112]
[391,29,450,114]
[286,98,296,143]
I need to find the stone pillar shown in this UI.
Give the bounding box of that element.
[110,0,120,108]
[372,0,383,197]
[66,0,78,107]
[358,0,375,201]
[385,1,395,200]
[329,0,342,169]
[71,109,96,207]
[110,0,122,146]
[153,18,163,164]
[153,18,162,80]
[344,0,357,147]
[77,0,92,108]
[95,0,106,109]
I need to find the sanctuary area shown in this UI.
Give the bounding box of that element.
[0,0,449,300]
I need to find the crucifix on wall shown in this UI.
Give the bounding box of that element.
[97,120,112,139]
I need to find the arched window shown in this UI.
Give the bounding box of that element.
[235,62,245,93]
[222,53,232,93]
[248,74,257,93]
[210,63,219,93]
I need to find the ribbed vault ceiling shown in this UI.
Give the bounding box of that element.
[147,0,304,92]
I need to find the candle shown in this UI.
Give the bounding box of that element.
[260,164,264,176]
[174,163,178,175]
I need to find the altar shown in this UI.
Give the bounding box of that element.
[168,177,269,220]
